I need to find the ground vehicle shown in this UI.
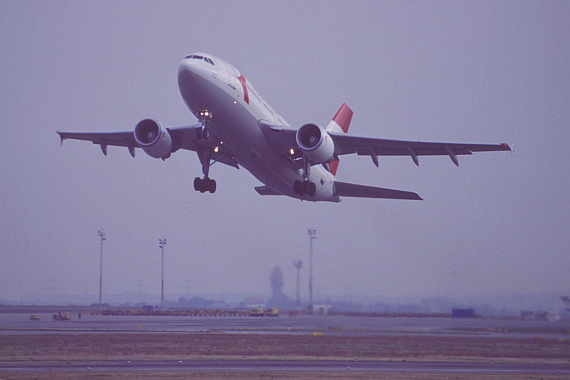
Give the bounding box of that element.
[265,308,279,317]
[29,314,40,320]
[250,308,264,317]
[52,311,71,320]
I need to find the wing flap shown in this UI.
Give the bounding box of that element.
[335,181,422,200]
[254,186,284,196]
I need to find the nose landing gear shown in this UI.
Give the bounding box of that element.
[196,110,212,140]
[194,146,216,194]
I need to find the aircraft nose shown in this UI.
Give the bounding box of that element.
[178,57,209,86]
[178,58,209,112]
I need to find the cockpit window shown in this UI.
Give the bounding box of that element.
[184,55,214,65]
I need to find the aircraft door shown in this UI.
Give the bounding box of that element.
[224,61,237,89]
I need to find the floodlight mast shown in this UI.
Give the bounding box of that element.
[97,230,106,313]
[308,228,316,313]
[294,260,303,313]
[159,238,167,308]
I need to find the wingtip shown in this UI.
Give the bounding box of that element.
[56,131,64,145]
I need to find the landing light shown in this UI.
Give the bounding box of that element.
[214,146,219,153]
[290,148,295,155]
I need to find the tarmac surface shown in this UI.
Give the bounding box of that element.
[2,359,569,375]
[1,312,570,376]
[2,312,570,338]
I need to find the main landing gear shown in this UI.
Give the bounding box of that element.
[294,180,316,196]
[293,155,316,197]
[194,146,216,194]
[194,176,216,193]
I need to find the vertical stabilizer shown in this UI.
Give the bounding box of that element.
[326,103,353,176]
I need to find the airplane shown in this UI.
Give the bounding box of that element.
[57,52,511,202]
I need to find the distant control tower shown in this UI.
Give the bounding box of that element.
[307,228,316,313]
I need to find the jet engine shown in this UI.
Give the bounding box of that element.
[134,119,172,159]
[296,123,335,163]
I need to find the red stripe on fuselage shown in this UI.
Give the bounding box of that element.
[237,75,249,105]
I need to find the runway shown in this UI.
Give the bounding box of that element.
[1,312,569,377]
[3,312,570,339]
[2,359,568,375]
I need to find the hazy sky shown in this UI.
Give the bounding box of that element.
[1,1,569,304]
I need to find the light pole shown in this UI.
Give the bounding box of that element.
[308,228,316,313]
[98,230,106,313]
[159,238,167,308]
[294,260,302,314]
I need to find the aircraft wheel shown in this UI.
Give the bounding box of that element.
[194,177,201,191]
[195,129,202,140]
[208,179,216,193]
[303,180,311,194]
[309,182,316,196]
[293,180,301,195]
[202,128,210,140]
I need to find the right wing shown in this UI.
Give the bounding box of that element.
[57,130,140,157]
[57,125,239,169]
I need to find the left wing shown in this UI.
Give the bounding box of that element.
[330,134,511,167]
[259,122,510,167]
[57,125,239,169]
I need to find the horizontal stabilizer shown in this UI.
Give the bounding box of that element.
[335,181,422,200]
[255,186,284,196]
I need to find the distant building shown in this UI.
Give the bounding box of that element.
[451,308,476,318]
[313,304,331,315]
[244,296,263,309]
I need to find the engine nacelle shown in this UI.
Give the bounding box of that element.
[296,123,335,163]
[134,119,172,159]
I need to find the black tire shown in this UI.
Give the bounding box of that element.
[209,179,216,193]
[309,182,316,196]
[293,180,301,195]
[194,177,201,191]
[303,180,311,194]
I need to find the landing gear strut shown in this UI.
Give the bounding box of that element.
[293,155,316,197]
[195,110,211,140]
[194,147,216,194]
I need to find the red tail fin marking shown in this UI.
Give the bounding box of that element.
[329,104,353,176]
[332,103,353,133]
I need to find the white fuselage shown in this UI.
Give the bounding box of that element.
[178,53,339,202]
